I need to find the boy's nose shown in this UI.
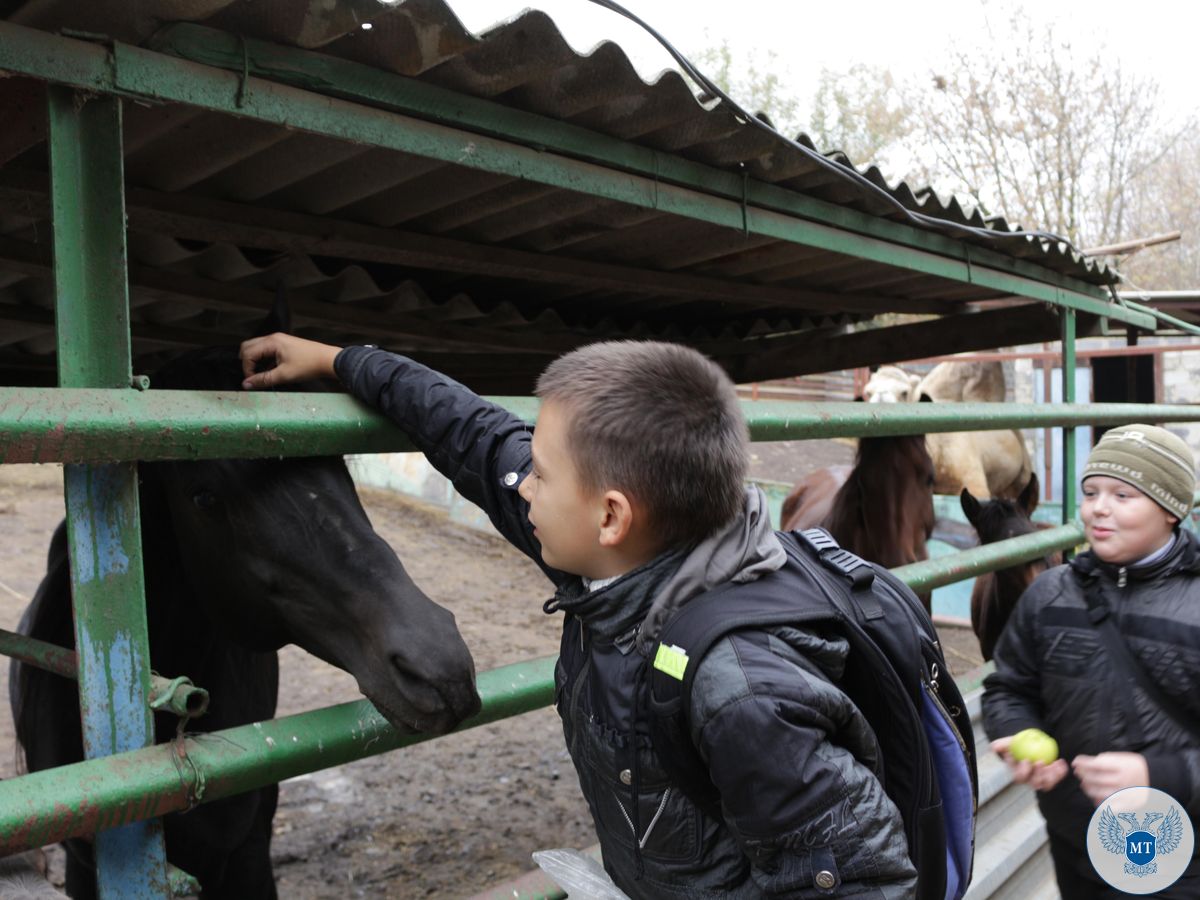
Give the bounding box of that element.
[517,473,532,501]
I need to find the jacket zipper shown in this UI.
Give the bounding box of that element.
[566,619,590,757]
[1118,566,1128,588]
[614,787,672,848]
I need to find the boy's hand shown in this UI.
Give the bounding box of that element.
[1072,752,1150,805]
[240,333,342,390]
[991,736,1070,792]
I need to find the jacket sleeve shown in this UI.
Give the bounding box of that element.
[981,570,1056,741]
[689,638,917,896]
[334,346,564,584]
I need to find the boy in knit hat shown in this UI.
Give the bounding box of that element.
[983,424,1200,898]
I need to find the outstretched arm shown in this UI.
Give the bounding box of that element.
[239,335,560,583]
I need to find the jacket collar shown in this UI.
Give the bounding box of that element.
[1072,527,1200,583]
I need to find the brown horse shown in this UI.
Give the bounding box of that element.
[781,435,936,611]
[960,474,1060,661]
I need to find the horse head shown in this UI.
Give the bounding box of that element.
[961,473,1050,660]
[960,473,1040,543]
[144,342,481,735]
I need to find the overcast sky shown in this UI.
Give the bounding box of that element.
[443,0,1196,124]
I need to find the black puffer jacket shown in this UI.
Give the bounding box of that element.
[982,530,1200,847]
[336,347,917,898]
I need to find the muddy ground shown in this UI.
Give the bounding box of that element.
[0,445,985,898]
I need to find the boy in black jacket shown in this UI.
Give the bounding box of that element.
[984,424,1200,898]
[241,333,917,898]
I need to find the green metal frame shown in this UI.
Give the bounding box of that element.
[1062,311,1078,522]
[0,22,1157,330]
[47,87,170,897]
[4,390,1200,463]
[0,17,1195,898]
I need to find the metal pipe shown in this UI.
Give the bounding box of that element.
[892,524,1083,593]
[1121,300,1200,338]
[0,627,209,719]
[4,391,1200,464]
[48,84,170,897]
[1117,290,1200,303]
[147,676,210,720]
[1062,310,1078,524]
[166,865,200,898]
[0,627,77,680]
[0,656,555,856]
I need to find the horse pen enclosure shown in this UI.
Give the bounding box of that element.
[1,1,1199,897]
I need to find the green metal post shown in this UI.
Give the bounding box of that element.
[47,86,169,897]
[1061,309,1077,524]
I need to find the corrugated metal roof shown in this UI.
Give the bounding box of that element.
[0,0,1122,391]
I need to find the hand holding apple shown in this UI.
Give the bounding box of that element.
[1009,728,1059,764]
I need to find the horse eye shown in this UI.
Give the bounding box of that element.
[193,491,218,510]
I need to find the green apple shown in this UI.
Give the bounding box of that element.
[1009,728,1059,764]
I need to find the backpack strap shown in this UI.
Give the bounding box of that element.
[795,528,876,591]
[793,528,883,619]
[1083,590,1200,744]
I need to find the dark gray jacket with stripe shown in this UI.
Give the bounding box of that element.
[982,530,1200,848]
[336,346,917,898]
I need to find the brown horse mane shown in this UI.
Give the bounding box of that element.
[825,434,935,571]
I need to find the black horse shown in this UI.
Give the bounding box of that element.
[10,323,481,898]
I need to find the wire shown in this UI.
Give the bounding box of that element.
[583,0,1095,262]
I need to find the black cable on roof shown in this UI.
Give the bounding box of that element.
[584,0,1092,262]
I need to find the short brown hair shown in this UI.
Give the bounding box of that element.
[536,341,748,548]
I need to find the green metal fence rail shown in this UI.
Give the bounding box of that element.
[0,657,556,856]
[3,390,1199,463]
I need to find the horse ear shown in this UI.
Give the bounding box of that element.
[1018,473,1040,516]
[960,487,982,523]
[253,284,293,337]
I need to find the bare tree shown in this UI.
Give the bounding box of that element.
[688,38,802,137]
[809,64,913,175]
[1115,132,1200,290]
[909,15,1180,248]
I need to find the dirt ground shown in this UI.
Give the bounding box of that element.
[0,446,985,898]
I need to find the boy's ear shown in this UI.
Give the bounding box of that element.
[597,489,635,548]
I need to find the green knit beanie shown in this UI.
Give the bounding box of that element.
[1081,424,1195,520]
